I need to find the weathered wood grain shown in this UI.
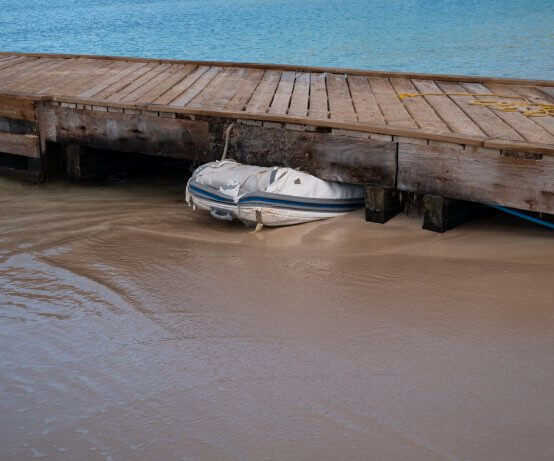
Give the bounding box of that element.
[308,73,328,120]
[326,74,356,122]
[436,81,524,141]
[287,72,310,117]
[411,80,485,136]
[398,142,554,213]
[55,107,212,160]
[245,70,281,114]
[231,124,397,186]
[268,71,296,115]
[224,68,264,112]
[170,66,222,106]
[461,82,552,144]
[2,51,553,86]
[390,78,449,132]
[368,77,418,128]
[0,116,37,135]
[0,52,552,156]
[348,75,386,125]
[0,132,40,158]
[0,96,36,121]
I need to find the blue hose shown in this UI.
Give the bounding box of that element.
[488,204,554,230]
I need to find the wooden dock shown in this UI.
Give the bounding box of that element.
[1,52,553,230]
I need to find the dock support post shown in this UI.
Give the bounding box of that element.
[364,186,402,224]
[64,144,109,181]
[26,157,43,180]
[422,195,486,233]
[64,144,82,181]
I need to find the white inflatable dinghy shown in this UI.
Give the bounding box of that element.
[186,160,365,227]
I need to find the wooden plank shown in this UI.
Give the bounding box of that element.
[107,63,171,101]
[78,61,149,98]
[268,71,296,115]
[0,56,30,72]
[348,75,385,125]
[204,67,253,111]
[4,59,70,92]
[368,77,418,128]
[537,86,554,100]
[0,58,40,81]
[224,68,265,112]
[4,51,552,86]
[93,63,158,100]
[42,59,107,94]
[398,142,554,213]
[483,139,554,155]
[0,116,37,135]
[0,96,36,121]
[308,73,328,120]
[0,132,40,158]
[288,72,310,117]
[485,83,554,138]
[245,70,281,114]
[127,64,196,104]
[435,81,524,141]
[38,58,113,95]
[461,82,552,144]
[326,73,356,122]
[60,61,129,96]
[15,58,79,94]
[390,78,449,132]
[231,123,397,186]
[120,64,186,103]
[153,66,207,105]
[169,66,223,106]
[411,79,485,136]
[0,58,49,81]
[186,67,236,109]
[55,107,212,160]
[0,55,19,63]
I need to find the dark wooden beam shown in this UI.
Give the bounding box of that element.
[422,195,487,233]
[231,124,397,186]
[0,131,40,158]
[365,186,402,223]
[55,108,212,161]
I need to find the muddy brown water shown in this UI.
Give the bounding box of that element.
[1,176,553,460]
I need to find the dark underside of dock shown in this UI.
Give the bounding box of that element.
[1,52,553,231]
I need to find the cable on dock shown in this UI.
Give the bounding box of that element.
[488,204,554,230]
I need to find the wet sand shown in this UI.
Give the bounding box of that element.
[1,177,553,460]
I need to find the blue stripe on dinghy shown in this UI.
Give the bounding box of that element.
[188,183,235,203]
[238,196,364,210]
[188,183,364,212]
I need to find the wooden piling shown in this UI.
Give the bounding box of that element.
[365,186,402,223]
[422,195,488,233]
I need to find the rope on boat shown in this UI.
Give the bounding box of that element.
[221,123,235,161]
[398,92,554,117]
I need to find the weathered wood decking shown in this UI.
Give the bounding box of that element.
[0,51,553,221]
[1,52,553,147]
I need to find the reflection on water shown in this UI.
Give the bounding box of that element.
[0,176,553,460]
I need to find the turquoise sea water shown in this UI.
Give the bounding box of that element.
[0,0,552,79]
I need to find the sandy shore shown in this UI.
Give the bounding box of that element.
[1,177,553,460]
